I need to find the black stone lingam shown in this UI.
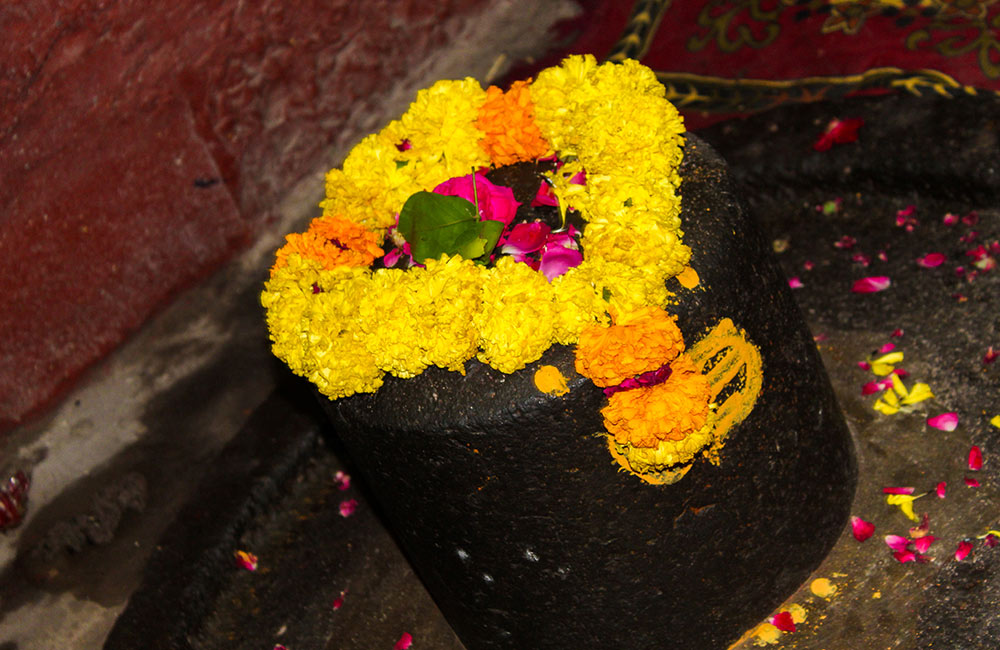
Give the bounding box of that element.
[321,135,856,649]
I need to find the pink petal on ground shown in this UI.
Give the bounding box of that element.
[788,277,804,289]
[883,486,916,495]
[909,514,930,538]
[962,211,980,226]
[274,645,288,650]
[770,611,796,633]
[332,590,347,610]
[339,498,359,517]
[814,118,863,151]
[965,477,981,488]
[858,361,872,371]
[917,253,946,268]
[851,516,876,541]
[852,253,871,266]
[986,347,999,365]
[852,276,891,293]
[913,535,936,554]
[334,470,351,491]
[897,205,917,219]
[985,535,999,548]
[804,260,815,271]
[885,534,910,552]
[878,342,896,354]
[893,549,918,563]
[936,482,947,498]
[393,633,414,650]
[927,412,959,431]
[834,235,857,249]
[943,213,959,226]
[862,382,883,396]
[955,540,973,561]
[890,328,905,337]
[969,446,983,471]
[531,181,560,207]
[877,250,888,262]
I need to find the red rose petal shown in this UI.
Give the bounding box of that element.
[893,549,918,563]
[969,446,983,471]
[936,482,947,499]
[883,486,916,495]
[861,381,882,396]
[917,253,946,268]
[852,276,891,293]
[394,632,414,650]
[788,277,804,289]
[965,477,981,488]
[913,535,936,554]
[770,611,796,633]
[985,347,999,365]
[851,516,876,542]
[984,534,999,548]
[956,540,973,561]
[885,534,910,552]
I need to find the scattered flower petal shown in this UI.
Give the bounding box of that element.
[814,117,864,151]
[394,632,414,650]
[851,516,875,541]
[900,382,934,405]
[936,482,947,499]
[883,486,916,495]
[913,535,936,554]
[927,412,958,431]
[969,446,983,471]
[339,498,359,517]
[964,477,981,488]
[893,549,918,563]
[788,277,804,289]
[334,470,351,491]
[834,235,857,250]
[885,534,910,552]
[234,550,258,572]
[955,540,973,561]
[332,589,347,610]
[981,531,1000,547]
[539,243,583,281]
[803,260,815,271]
[858,361,872,371]
[531,180,559,207]
[886,493,923,522]
[878,342,896,354]
[770,611,796,633]
[890,328,904,338]
[984,347,999,365]
[909,514,930,538]
[852,253,871,266]
[943,213,959,226]
[274,645,288,650]
[852,276,891,293]
[862,381,883,396]
[917,253,946,268]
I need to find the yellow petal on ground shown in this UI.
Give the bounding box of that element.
[991,414,1000,428]
[870,351,904,376]
[887,493,923,522]
[810,577,838,599]
[883,390,899,407]
[891,373,909,398]
[874,398,900,415]
[533,365,570,396]
[901,382,934,405]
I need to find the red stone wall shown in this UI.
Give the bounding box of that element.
[0,0,496,432]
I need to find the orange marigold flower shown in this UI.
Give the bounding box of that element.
[273,215,384,271]
[601,354,713,448]
[574,307,685,387]
[476,80,551,166]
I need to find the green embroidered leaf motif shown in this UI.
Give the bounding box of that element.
[397,191,503,263]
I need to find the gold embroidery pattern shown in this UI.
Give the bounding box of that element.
[607,0,675,63]
[687,0,783,53]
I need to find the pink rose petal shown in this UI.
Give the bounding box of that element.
[803,260,815,271]
[936,482,947,499]
[890,328,904,338]
[893,549,918,563]
[339,498,359,517]
[927,412,958,431]
[917,253,946,268]
[984,534,999,548]
[394,632,414,650]
[852,276,891,293]
[965,477,981,488]
[985,347,999,365]
[885,534,910,552]
[861,381,883,396]
[770,611,796,633]
[501,222,550,256]
[434,174,520,226]
[883,486,916,495]
[334,470,351,491]
[531,181,559,207]
[878,342,896,354]
[834,235,857,250]
[851,516,875,542]
[788,277,804,289]
[913,535,936,554]
[956,540,973,561]
[234,550,258,572]
[858,361,872,371]
[969,446,983,471]
[943,213,959,226]
[539,244,583,281]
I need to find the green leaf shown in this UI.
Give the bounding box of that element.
[397,191,502,263]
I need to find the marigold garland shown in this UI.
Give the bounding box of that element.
[262,55,757,481]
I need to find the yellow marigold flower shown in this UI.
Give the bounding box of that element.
[475,257,555,373]
[273,215,384,271]
[580,258,671,314]
[549,264,612,344]
[575,306,685,387]
[262,257,383,399]
[582,219,690,279]
[358,267,429,379]
[476,80,552,166]
[601,354,713,448]
[416,255,486,372]
[609,414,716,476]
[530,54,601,155]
